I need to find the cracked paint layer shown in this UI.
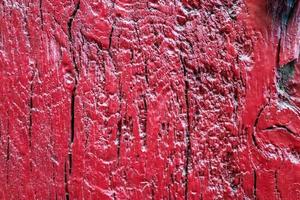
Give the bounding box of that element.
[0,0,300,199]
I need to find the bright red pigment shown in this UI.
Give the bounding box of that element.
[0,0,299,199]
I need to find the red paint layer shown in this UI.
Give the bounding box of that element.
[0,0,299,199]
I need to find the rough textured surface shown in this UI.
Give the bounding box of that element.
[0,0,299,199]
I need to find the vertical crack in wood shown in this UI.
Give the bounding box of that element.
[65,2,80,199]
[142,95,148,150]
[253,94,270,149]
[180,54,191,200]
[276,32,282,67]
[253,169,257,199]
[67,1,80,43]
[39,0,43,30]
[108,21,115,58]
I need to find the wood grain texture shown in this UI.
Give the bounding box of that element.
[0,0,299,199]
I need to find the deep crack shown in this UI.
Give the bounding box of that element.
[180,54,191,200]
[67,0,80,178]
[253,95,270,148]
[67,1,80,42]
[39,0,43,29]
[264,124,298,137]
[253,169,257,199]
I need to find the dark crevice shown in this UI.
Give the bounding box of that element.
[264,124,297,136]
[67,1,80,176]
[68,152,73,174]
[141,95,148,150]
[71,92,76,144]
[39,0,43,30]
[144,59,149,84]
[68,88,76,175]
[233,88,239,121]
[253,97,270,147]
[180,54,191,200]
[276,36,282,68]
[130,48,134,63]
[116,77,123,163]
[253,169,257,199]
[108,26,114,51]
[254,103,266,126]
[108,20,116,59]
[275,170,282,200]
[67,1,80,42]
[252,129,258,147]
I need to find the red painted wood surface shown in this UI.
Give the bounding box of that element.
[0,0,299,199]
